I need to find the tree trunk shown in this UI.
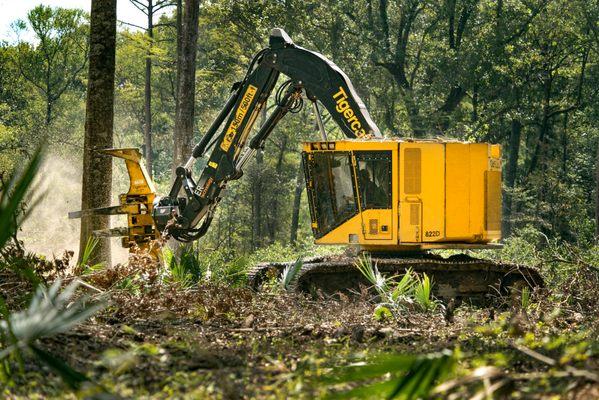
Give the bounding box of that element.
[45,96,52,125]
[596,139,599,240]
[173,0,200,173]
[175,0,182,111]
[435,86,466,133]
[561,112,568,179]
[78,0,117,265]
[289,161,303,244]
[251,107,267,249]
[267,135,289,243]
[528,69,553,176]
[144,0,154,179]
[252,149,263,249]
[471,82,478,123]
[502,119,521,237]
[383,74,422,137]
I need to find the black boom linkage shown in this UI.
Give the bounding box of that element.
[155,28,381,242]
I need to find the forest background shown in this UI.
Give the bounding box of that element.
[0,0,597,262]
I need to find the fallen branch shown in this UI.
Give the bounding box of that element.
[74,278,104,294]
[510,341,556,366]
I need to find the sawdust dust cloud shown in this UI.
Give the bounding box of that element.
[20,154,128,265]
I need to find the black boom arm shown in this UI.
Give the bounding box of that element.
[154,28,381,242]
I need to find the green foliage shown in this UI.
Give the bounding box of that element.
[413,273,439,312]
[13,5,88,125]
[163,246,202,288]
[521,286,531,311]
[0,149,41,249]
[0,280,104,388]
[279,257,303,291]
[78,237,102,271]
[391,270,417,303]
[164,245,252,287]
[355,254,439,318]
[373,305,393,321]
[319,350,456,399]
[355,253,390,295]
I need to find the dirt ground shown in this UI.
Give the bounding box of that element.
[4,281,596,399]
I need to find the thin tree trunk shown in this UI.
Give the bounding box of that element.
[45,64,52,125]
[503,119,521,237]
[144,0,154,179]
[561,112,568,179]
[471,82,478,123]
[252,149,263,249]
[79,0,117,265]
[289,162,303,244]
[596,140,599,240]
[267,136,288,243]
[251,107,267,249]
[528,70,553,175]
[45,97,52,125]
[173,0,200,173]
[175,0,182,112]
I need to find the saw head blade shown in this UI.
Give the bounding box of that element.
[69,148,161,258]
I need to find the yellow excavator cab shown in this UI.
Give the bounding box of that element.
[302,139,502,252]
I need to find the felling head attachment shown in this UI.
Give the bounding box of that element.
[69,148,161,257]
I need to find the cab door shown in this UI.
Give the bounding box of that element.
[353,151,393,240]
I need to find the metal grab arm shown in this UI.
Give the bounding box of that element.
[157,28,382,242]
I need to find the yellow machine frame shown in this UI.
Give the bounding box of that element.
[302,139,502,252]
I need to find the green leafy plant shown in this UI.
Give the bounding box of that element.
[413,273,439,312]
[0,150,45,305]
[78,237,102,272]
[0,280,104,388]
[356,254,439,318]
[279,257,303,291]
[319,350,456,399]
[164,246,202,288]
[355,253,390,295]
[391,269,417,303]
[0,149,42,249]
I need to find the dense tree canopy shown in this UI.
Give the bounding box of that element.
[0,0,597,253]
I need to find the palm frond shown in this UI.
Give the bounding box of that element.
[413,273,439,312]
[78,237,100,269]
[280,257,303,290]
[319,350,456,399]
[355,253,388,295]
[0,279,104,388]
[391,268,416,301]
[1,280,104,351]
[0,148,42,249]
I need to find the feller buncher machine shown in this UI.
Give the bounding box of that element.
[71,29,541,299]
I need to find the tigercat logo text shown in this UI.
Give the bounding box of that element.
[333,87,367,137]
[220,85,258,152]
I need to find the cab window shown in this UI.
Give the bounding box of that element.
[307,152,358,236]
[355,151,392,209]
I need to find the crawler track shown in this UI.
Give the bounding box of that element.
[248,254,542,300]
